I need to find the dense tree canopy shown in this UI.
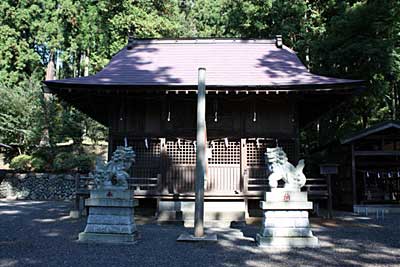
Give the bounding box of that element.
[0,0,399,158]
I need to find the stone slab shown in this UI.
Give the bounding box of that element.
[78,232,138,244]
[84,223,136,234]
[182,211,245,221]
[69,210,80,219]
[89,207,133,216]
[177,233,218,242]
[259,227,312,237]
[90,189,132,200]
[260,201,313,210]
[87,214,134,225]
[183,220,233,228]
[262,217,310,228]
[85,198,138,208]
[256,234,319,248]
[158,200,245,212]
[263,211,309,218]
[264,191,308,202]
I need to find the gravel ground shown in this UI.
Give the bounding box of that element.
[0,200,399,267]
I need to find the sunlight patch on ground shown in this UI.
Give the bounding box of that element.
[39,230,61,237]
[332,247,357,253]
[0,210,20,215]
[32,215,71,223]
[360,252,398,260]
[0,259,18,267]
[0,200,45,206]
[33,218,57,223]
[312,218,384,228]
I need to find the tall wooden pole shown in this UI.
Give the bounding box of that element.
[194,68,206,237]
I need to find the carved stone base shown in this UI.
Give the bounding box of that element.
[257,190,319,248]
[78,232,139,244]
[78,188,138,244]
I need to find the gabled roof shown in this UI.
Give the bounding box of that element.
[341,121,400,144]
[44,38,364,90]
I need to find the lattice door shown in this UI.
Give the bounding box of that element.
[112,138,161,192]
[246,139,296,192]
[207,140,241,193]
[165,139,241,193]
[166,139,196,193]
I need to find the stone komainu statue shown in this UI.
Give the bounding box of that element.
[265,147,306,190]
[90,146,136,189]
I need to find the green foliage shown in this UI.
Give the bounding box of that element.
[0,80,43,154]
[31,157,47,172]
[74,154,95,173]
[0,0,399,157]
[10,154,32,171]
[52,152,94,173]
[52,152,76,172]
[9,151,94,173]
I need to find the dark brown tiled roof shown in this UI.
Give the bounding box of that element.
[44,39,363,89]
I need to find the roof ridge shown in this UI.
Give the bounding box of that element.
[129,38,276,45]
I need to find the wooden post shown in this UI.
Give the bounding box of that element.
[108,131,114,161]
[351,143,357,206]
[194,68,206,238]
[160,138,168,194]
[74,174,80,211]
[240,138,248,193]
[327,174,333,218]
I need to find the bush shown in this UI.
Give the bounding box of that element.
[52,152,76,172]
[10,155,33,171]
[52,152,95,173]
[10,151,94,173]
[74,154,95,173]
[31,157,47,172]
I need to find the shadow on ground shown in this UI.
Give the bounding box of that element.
[0,200,399,267]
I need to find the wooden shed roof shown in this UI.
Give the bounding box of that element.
[44,38,364,91]
[341,121,400,144]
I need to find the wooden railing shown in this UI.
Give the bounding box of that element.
[75,175,160,194]
[75,175,328,198]
[304,178,329,199]
[72,174,330,215]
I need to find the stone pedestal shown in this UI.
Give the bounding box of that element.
[256,189,319,248]
[78,187,138,244]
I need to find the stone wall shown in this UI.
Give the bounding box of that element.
[0,173,80,200]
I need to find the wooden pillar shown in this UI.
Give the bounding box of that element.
[108,130,114,161]
[327,174,333,218]
[74,174,80,211]
[240,138,249,219]
[351,143,357,206]
[292,98,300,162]
[240,138,248,193]
[194,68,206,238]
[160,138,168,194]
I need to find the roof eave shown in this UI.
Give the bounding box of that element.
[43,80,366,93]
[340,121,400,144]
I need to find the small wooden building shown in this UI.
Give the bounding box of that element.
[44,38,364,219]
[338,121,400,210]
